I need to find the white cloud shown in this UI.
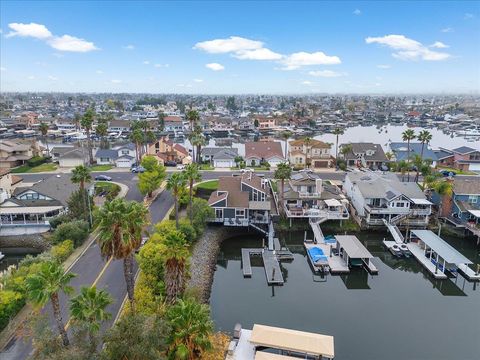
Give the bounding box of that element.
[111,79,122,84]
[376,64,391,69]
[301,81,313,85]
[194,36,263,53]
[123,44,135,50]
[441,27,454,33]
[365,34,451,61]
[143,60,150,65]
[52,52,64,58]
[96,70,104,74]
[353,9,361,16]
[308,70,345,77]
[464,13,474,19]
[233,48,282,60]
[154,63,169,68]
[205,63,225,71]
[193,79,203,82]
[6,22,52,39]
[48,75,58,81]
[280,51,341,70]
[0,67,6,72]
[6,22,98,52]
[430,41,449,49]
[27,75,35,80]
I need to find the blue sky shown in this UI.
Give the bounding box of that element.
[1,1,479,94]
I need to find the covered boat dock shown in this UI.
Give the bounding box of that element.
[335,235,378,274]
[408,230,479,281]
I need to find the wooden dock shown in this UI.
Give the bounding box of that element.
[262,250,284,284]
[406,243,448,279]
[458,263,480,281]
[304,242,350,274]
[241,248,262,277]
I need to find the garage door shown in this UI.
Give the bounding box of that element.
[215,160,231,168]
[116,160,131,168]
[314,160,328,168]
[469,163,480,172]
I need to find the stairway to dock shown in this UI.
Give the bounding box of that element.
[383,219,404,243]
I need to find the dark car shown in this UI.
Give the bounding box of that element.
[164,160,177,167]
[95,175,112,181]
[131,166,146,173]
[440,170,456,177]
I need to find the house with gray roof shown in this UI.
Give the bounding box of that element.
[339,142,389,169]
[343,172,432,228]
[201,147,238,168]
[388,142,440,166]
[95,144,136,167]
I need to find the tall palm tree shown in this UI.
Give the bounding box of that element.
[418,129,432,161]
[39,122,49,155]
[70,286,112,352]
[96,199,149,311]
[402,129,416,182]
[303,137,312,169]
[74,112,81,131]
[186,109,200,131]
[26,261,76,347]
[81,108,95,164]
[190,125,206,163]
[130,128,144,164]
[166,298,213,359]
[333,127,344,160]
[280,131,292,161]
[95,121,109,149]
[161,231,190,304]
[183,164,201,224]
[71,164,92,192]
[274,162,292,212]
[397,160,409,181]
[167,172,186,229]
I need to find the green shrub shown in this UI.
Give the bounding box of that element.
[27,156,46,167]
[49,214,70,229]
[0,290,25,331]
[52,220,89,247]
[50,240,74,262]
[178,219,197,241]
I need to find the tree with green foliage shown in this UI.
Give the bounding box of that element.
[80,108,95,164]
[166,173,186,229]
[226,96,237,112]
[166,298,214,359]
[67,189,93,223]
[71,165,92,193]
[39,122,50,154]
[186,109,200,131]
[158,111,165,131]
[274,162,292,211]
[254,119,259,128]
[333,127,344,160]
[433,179,453,218]
[186,198,214,234]
[402,129,416,181]
[70,286,112,353]
[130,128,144,164]
[183,164,201,224]
[140,155,163,173]
[138,171,162,198]
[52,220,89,247]
[95,121,109,149]
[26,261,76,347]
[96,199,149,311]
[161,231,190,303]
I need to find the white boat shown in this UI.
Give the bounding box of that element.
[0,252,5,261]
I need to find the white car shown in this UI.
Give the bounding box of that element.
[240,168,254,173]
[176,164,186,170]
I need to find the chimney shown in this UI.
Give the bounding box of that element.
[315,179,323,194]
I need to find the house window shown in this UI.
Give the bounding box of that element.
[121,150,129,155]
[235,209,245,217]
[100,157,110,162]
[215,209,223,219]
[371,198,381,207]
[468,195,478,204]
[396,202,405,208]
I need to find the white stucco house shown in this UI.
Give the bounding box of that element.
[95,144,136,168]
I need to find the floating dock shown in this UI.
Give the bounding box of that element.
[304,241,349,274]
[406,242,448,279]
[262,250,284,284]
[241,248,261,277]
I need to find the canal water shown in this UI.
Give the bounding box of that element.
[210,230,480,360]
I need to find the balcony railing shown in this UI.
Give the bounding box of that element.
[284,204,349,219]
[365,205,410,214]
[298,192,321,198]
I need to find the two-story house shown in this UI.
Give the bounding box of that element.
[388,142,439,166]
[0,140,41,168]
[201,147,239,168]
[254,116,276,130]
[163,116,184,132]
[282,172,349,222]
[208,173,274,229]
[451,146,480,173]
[339,142,389,169]
[343,172,432,228]
[95,144,137,168]
[245,141,284,167]
[146,136,191,164]
[108,120,131,133]
[288,139,333,168]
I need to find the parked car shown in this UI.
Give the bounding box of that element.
[240,168,254,173]
[440,169,456,177]
[131,166,146,173]
[95,175,112,181]
[164,160,177,167]
[299,168,313,173]
[176,164,185,170]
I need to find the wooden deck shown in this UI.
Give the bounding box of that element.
[304,242,350,274]
[241,248,262,277]
[406,243,448,279]
[458,263,480,281]
[262,250,284,284]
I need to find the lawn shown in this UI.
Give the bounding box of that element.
[199,164,214,170]
[90,164,113,172]
[436,166,476,175]
[195,180,219,190]
[10,163,58,173]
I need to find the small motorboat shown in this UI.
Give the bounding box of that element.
[0,252,4,261]
[388,244,403,258]
[399,244,412,258]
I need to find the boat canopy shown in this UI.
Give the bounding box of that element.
[467,209,480,218]
[249,324,335,359]
[255,352,303,360]
[411,230,472,264]
[335,235,374,259]
[410,198,433,205]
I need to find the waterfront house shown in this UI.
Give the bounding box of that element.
[389,142,439,166]
[108,120,131,133]
[343,172,432,228]
[245,141,284,167]
[434,148,455,167]
[95,144,136,168]
[55,119,77,132]
[58,148,88,167]
[254,116,276,130]
[288,138,333,168]
[282,172,349,221]
[0,168,22,203]
[146,136,191,164]
[0,175,78,235]
[451,146,480,173]
[201,147,238,168]
[208,173,275,229]
[50,146,76,162]
[0,140,41,169]
[163,115,184,132]
[339,142,389,169]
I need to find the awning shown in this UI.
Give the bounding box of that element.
[324,199,341,207]
[411,198,433,205]
[249,201,271,211]
[249,324,335,358]
[0,206,63,215]
[411,230,472,264]
[468,209,480,218]
[255,352,301,360]
[335,235,374,259]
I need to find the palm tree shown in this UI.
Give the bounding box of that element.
[418,130,432,161]
[96,199,149,311]
[130,128,144,165]
[186,109,200,131]
[166,298,213,359]
[402,129,416,181]
[81,108,95,164]
[70,286,112,352]
[333,127,344,160]
[95,121,109,149]
[433,180,453,218]
[303,137,312,169]
[183,164,201,224]
[161,231,190,303]
[39,122,49,155]
[26,261,76,347]
[167,172,186,229]
[396,160,409,181]
[71,164,92,192]
[74,112,81,131]
[274,162,292,212]
[190,125,206,163]
[280,131,292,161]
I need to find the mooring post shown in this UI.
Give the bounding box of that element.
[272,268,276,281]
